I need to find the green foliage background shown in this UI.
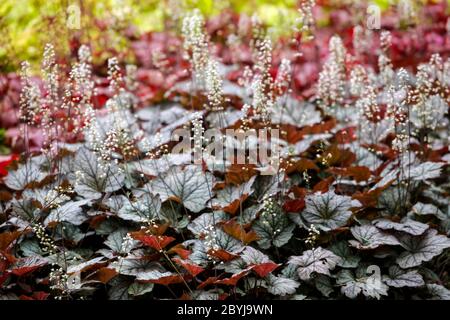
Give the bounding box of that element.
[0,0,447,70]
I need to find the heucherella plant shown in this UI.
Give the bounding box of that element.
[0,2,449,301]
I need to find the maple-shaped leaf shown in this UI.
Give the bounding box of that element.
[266,274,300,296]
[10,255,48,276]
[211,176,256,215]
[150,165,214,213]
[222,220,259,245]
[69,147,125,199]
[337,267,388,299]
[240,246,279,277]
[302,189,361,231]
[396,229,450,268]
[382,266,424,288]
[172,257,204,276]
[132,234,176,250]
[44,199,92,226]
[288,247,341,280]
[4,161,46,191]
[349,225,400,249]
[187,211,228,237]
[329,241,360,268]
[373,218,429,236]
[117,192,162,223]
[253,208,294,249]
[104,229,139,256]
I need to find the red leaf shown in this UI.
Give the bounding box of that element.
[0,154,19,177]
[197,276,219,289]
[283,199,305,212]
[172,258,204,277]
[251,262,279,277]
[11,256,47,276]
[147,274,184,286]
[132,234,175,251]
[214,269,250,286]
[168,245,192,260]
[222,220,259,244]
[207,249,239,262]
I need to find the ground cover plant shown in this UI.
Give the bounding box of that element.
[0,0,449,300]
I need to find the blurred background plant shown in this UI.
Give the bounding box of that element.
[3,0,447,72]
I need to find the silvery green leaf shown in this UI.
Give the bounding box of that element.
[44,199,93,226]
[112,258,161,277]
[303,189,361,231]
[129,153,192,176]
[19,240,43,257]
[184,239,209,266]
[336,268,388,299]
[0,293,19,300]
[315,274,334,297]
[266,274,300,296]
[410,202,446,220]
[136,270,174,281]
[70,147,125,199]
[4,161,46,190]
[187,211,228,237]
[215,258,247,274]
[329,241,360,268]
[104,229,138,254]
[55,222,88,243]
[108,276,131,300]
[67,257,105,274]
[241,246,270,265]
[128,282,154,296]
[214,229,244,253]
[10,198,38,221]
[409,162,444,181]
[383,266,424,288]
[210,176,255,209]
[426,284,450,300]
[117,192,161,223]
[349,225,400,249]
[281,264,300,280]
[150,165,214,213]
[373,218,429,236]
[377,186,409,215]
[253,208,294,249]
[396,229,450,268]
[411,95,448,129]
[288,247,341,280]
[238,205,258,225]
[192,290,220,300]
[253,174,285,201]
[105,195,128,213]
[270,98,321,127]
